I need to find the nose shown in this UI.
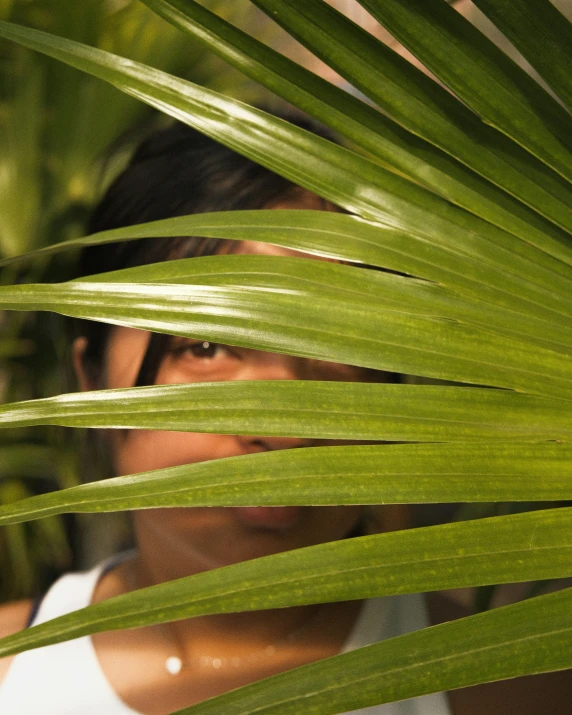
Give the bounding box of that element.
[240,352,308,382]
[234,353,316,452]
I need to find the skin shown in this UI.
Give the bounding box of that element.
[0,234,391,713]
[76,239,386,712]
[104,239,375,573]
[0,232,569,712]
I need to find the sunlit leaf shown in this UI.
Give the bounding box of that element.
[139,0,572,261]
[251,0,572,246]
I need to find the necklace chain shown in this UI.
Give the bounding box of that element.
[165,643,279,675]
[123,559,321,676]
[164,608,321,675]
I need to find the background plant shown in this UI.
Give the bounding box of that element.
[0,0,571,712]
[0,0,278,600]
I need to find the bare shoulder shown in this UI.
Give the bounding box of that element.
[0,599,32,642]
[0,599,33,683]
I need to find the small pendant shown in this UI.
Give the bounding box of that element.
[165,656,183,675]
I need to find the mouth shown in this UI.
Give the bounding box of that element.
[232,506,304,530]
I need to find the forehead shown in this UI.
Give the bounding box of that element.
[232,241,337,263]
[233,193,340,263]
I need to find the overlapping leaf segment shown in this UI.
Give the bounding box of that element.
[0,1,571,712]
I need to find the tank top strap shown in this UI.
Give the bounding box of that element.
[1,559,450,715]
[31,560,108,624]
[31,551,135,625]
[0,554,140,715]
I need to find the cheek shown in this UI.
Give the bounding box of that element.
[111,430,235,476]
[303,506,364,546]
[104,327,150,390]
[322,506,364,539]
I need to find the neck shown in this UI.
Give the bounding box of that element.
[94,508,364,667]
[127,534,326,654]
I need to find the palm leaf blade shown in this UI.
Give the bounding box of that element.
[472,0,572,114]
[173,588,572,715]
[358,0,572,181]
[1,277,571,396]
[251,0,572,242]
[0,382,570,440]
[1,17,572,278]
[138,0,572,261]
[1,508,572,659]
[0,444,571,525]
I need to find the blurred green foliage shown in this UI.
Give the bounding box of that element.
[0,0,273,601]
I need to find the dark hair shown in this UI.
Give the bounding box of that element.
[76,115,336,387]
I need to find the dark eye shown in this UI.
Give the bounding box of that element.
[169,340,236,366]
[187,341,220,359]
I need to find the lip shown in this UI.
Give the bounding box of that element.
[232,506,304,530]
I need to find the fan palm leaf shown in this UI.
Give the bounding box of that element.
[0,1,571,711]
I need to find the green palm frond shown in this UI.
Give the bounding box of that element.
[0,0,571,711]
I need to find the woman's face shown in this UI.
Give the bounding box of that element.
[76,240,389,570]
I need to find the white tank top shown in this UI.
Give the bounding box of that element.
[0,558,451,714]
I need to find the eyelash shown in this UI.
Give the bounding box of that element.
[172,341,227,360]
